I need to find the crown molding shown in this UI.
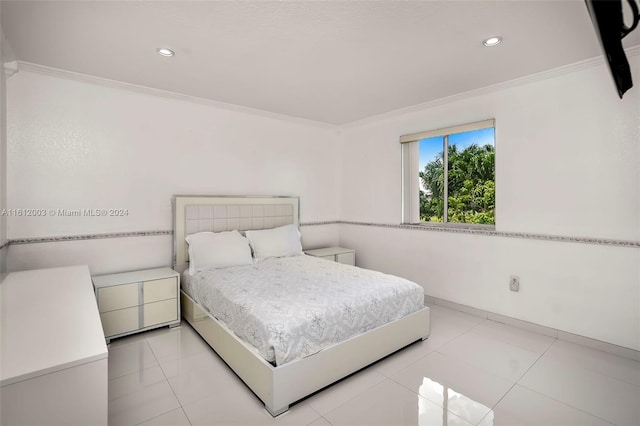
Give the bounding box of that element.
[12,61,337,130]
[3,61,18,77]
[10,45,640,130]
[342,45,640,129]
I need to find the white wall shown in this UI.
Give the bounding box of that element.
[6,71,340,274]
[0,3,8,277]
[5,49,640,351]
[339,55,640,350]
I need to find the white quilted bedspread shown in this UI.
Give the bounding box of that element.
[186,255,424,366]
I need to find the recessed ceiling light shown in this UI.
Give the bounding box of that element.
[156,47,175,57]
[482,36,502,47]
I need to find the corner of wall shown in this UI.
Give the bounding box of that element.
[335,128,346,230]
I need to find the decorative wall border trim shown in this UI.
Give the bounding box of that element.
[339,221,640,248]
[5,221,638,248]
[9,230,173,245]
[6,224,330,245]
[299,221,338,226]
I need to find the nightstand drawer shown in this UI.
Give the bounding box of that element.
[93,267,180,342]
[100,307,139,336]
[143,299,178,327]
[97,283,139,312]
[143,277,177,303]
[337,252,355,265]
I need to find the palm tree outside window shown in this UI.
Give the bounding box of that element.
[401,120,495,226]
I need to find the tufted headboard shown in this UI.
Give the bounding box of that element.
[173,195,300,273]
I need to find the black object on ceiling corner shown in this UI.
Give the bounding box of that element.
[585,0,639,98]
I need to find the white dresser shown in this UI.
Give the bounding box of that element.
[93,267,180,343]
[0,265,108,425]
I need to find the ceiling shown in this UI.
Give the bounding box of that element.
[2,1,639,125]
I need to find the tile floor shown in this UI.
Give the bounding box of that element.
[107,305,640,426]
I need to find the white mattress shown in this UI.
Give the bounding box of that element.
[184,255,424,366]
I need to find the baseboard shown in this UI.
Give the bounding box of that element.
[424,295,640,362]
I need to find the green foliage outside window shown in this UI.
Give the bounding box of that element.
[419,144,495,224]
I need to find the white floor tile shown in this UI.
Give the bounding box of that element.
[438,332,540,382]
[477,385,613,426]
[430,305,487,331]
[145,324,209,362]
[138,408,191,426]
[520,355,640,426]
[182,391,322,426]
[324,379,473,426]
[557,331,640,361]
[102,305,639,426]
[109,340,159,379]
[108,381,180,426]
[109,366,167,401]
[428,300,488,320]
[486,312,558,339]
[305,368,386,415]
[108,331,149,349]
[161,350,251,407]
[308,417,333,426]
[391,352,514,425]
[374,323,467,377]
[158,349,224,380]
[544,339,640,386]
[469,320,556,355]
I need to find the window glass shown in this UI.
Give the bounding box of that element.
[413,126,494,226]
[418,136,444,222]
[447,128,495,224]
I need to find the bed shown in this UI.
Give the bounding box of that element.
[173,195,430,416]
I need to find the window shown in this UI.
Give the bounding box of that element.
[401,119,495,226]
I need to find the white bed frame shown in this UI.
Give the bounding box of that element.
[173,195,430,416]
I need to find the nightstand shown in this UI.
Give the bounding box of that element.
[92,267,180,343]
[305,246,355,266]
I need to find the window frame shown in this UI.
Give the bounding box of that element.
[401,119,496,229]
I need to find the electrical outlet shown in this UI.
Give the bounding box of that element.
[510,275,520,292]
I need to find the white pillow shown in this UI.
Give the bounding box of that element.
[245,224,303,259]
[185,230,253,275]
